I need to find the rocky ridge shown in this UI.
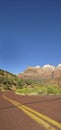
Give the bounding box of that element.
[18,64,61,80]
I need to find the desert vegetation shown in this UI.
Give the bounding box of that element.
[16,85,61,95]
[0,69,61,95]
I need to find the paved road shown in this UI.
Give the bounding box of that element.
[0,91,61,130]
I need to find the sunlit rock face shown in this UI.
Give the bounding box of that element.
[18,64,61,79]
[43,64,55,71]
[56,64,61,70]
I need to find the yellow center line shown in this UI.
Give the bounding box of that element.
[3,93,61,130]
[22,105,61,129]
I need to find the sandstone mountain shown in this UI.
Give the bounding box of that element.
[0,64,61,91]
[18,64,61,79]
[18,64,61,87]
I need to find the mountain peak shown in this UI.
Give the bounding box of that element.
[34,65,40,68]
[43,64,52,68]
[56,64,61,70]
[57,64,61,67]
[43,64,55,70]
[18,64,61,79]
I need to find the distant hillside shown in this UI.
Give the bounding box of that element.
[0,69,34,91]
[0,69,18,90]
[0,64,61,92]
[18,64,61,87]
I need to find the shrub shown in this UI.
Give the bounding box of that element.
[3,85,11,90]
[25,79,34,85]
[47,86,58,95]
[58,88,61,94]
[16,78,25,88]
[37,87,47,95]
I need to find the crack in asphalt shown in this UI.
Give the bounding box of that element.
[23,96,61,105]
[0,96,61,110]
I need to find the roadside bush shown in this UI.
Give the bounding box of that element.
[3,85,11,90]
[16,88,32,94]
[58,88,61,94]
[16,78,25,88]
[47,86,58,95]
[37,87,47,95]
[25,79,34,85]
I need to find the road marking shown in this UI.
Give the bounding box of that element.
[3,93,61,130]
[22,105,61,129]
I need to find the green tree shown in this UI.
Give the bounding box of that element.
[17,78,24,88]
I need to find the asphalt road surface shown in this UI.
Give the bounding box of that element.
[0,91,61,130]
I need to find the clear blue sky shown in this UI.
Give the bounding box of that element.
[0,0,61,74]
